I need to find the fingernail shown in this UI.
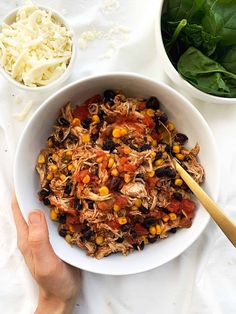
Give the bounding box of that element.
[29,212,41,224]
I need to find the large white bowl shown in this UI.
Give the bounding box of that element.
[0,5,76,93]
[14,73,220,275]
[155,0,236,105]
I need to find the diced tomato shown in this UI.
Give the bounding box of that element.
[97,199,115,212]
[75,169,90,182]
[120,157,128,165]
[96,151,106,157]
[115,195,128,208]
[101,156,108,171]
[167,199,181,213]
[137,102,146,110]
[84,94,102,106]
[123,162,138,172]
[181,199,196,219]
[179,217,192,228]
[143,115,155,128]
[146,177,158,189]
[66,215,80,225]
[151,131,159,140]
[134,223,148,236]
[106,220,120,230]
[73,104,89,120]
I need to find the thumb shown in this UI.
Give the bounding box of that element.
[28,211,57,266]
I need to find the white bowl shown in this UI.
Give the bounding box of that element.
[155,0,236,105]
[14,72,220,275]
[0,5,76,93]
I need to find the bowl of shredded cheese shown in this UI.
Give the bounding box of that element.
[0,3,75,91]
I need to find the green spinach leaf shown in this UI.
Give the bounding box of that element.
[220,46,236,74]
[177,47,236,97]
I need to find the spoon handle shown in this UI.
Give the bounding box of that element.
[174,160,236,247]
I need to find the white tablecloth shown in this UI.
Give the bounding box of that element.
[0,1,236,313]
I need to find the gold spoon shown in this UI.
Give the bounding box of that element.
[173,158,236,247]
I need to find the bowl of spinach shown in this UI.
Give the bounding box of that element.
[157,0,236,103]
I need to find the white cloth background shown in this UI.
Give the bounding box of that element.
[0,1,235,313]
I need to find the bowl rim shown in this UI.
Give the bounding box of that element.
[0,4,76,92]
[14,72,220,275]
[156,0,236,104]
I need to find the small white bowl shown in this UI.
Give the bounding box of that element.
[155,0,236,105]
[14,72,220,275]
[0,5,76,93]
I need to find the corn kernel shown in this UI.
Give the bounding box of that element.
[149,170,155,177]
[150,151,156,158]
[162,215,170,222]
[50,165,58,172]
[146,109,155,117]
[46,173,54,181]
[152,140,157,147]
[92,115,100,123]
[149,226,156,235]
[134,198,142,207]
[52,154,57,161]
[155,159,163,166]
[169,213,177,221]
[121,128,128,136]
[65,234,71,243]
[113,204,120,212]
[82,134,91,143]
[172,145,180,153]
[175,178,183,186]
[72,118,80,127]
[111,168,119,176]
[131,205,138,211]
[167,122,174,131]
[124,146,131,154]
[156,224,161,234]
[38,154,45,164]
[96,156,104,163]
[112,128,122,138]
[68,164,74,171]
[124,174,130,183]
[96,236,104,245]
[48,138,53,148]
[82,174,91,184]
[54,207,59,214]
[118,217,127,225]
[66,150,73,157]
[175,153,185,161]
[147,135,153,142]
[108,158,115,168]
[60,174,67,181]
[50,208,58,221]
[99,186,109,196]
[69,224,76,233]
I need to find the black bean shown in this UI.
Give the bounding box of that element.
[153,114,160,127]
[139,144,151,151]
[173,192,183,201]
[133,243,139,250]
[155,167,168,177]
[129,144,141,152]
[160,207,169,214]
[139,241,145,250]
[170,228,177,234]
[165,167,176,178]
[51,136,60,147]
[87,200,94,209]
[58,130,65,141]
[148,235,158,243]
[103,89,116,101]
[91,134,99,142]
[43,198,50,206]
[139,205,149,214]
[59,229,67,237]
[136,173,144,179]
[155,151,162,160]
[67,133,78,143]
[57,117,70,127]
[64,182,72,195]
[143,217,157,228]
[116,237,124,243]
[159,113,168,124]
[165,144,171,153]
[74,198,83,210]
[110,177,122,191]
[98,110,105,120]
[155,167,176,178]
[81,118,92,129]
[39,188,50,199]
[90,164,99,176]
[121,223,131,232]
[102,139,117,152]
[174,133,188,144]
[83,230,93,240]
[59,215,67,224]
[146,96,160,110]
[130,230,138,239]
[81,225,90,233]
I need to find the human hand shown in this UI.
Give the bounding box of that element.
[12,194,81,314]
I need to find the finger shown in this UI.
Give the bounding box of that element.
[28,211,58,270]
[11,193,28,251]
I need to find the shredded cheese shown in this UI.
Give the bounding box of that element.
[0,3,72,87]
